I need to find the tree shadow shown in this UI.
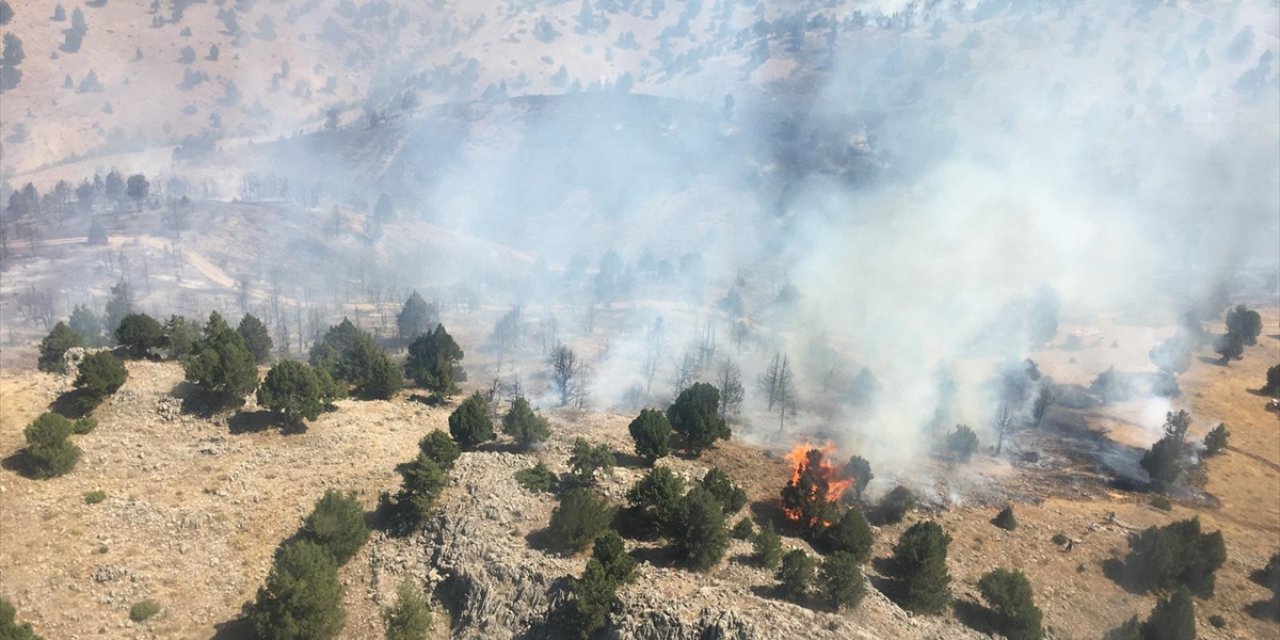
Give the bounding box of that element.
[629,544,680,569]
[475,441,526,455]
[613,451,651,469]
[747,499,788,532]
[49,389,97,419]
[1101,557,1147,595]
[524,527,561,554]
[228,410,283,435]
[1,451,37,479]
[210,614,254,639]
[1196,356,1229,367]
[953,599,998,635]
[409,393,451,407]
[1245,598,1280,621]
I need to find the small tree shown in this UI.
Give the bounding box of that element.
[569,437,615,485]
[1202,424,1229,456]
[776,549,815,601]
[627,408,672,464]
[405,324,463,395]
[361,352,404,400]
[125,174,149,211]
[548,343,578,407]
[1262,364,1280,397]
[752,522,784,568]
[667,382,730,455]
[418,430,460,469]
[817,507,873,561]
[249,540,346,640]
[732,518,753,539]
[384,580,431,640]
[1142,588,1196,640]
[842,455,873,502]
[256,361,323,429]
[238,314,273,363]
[565,557,614,639]
[501,397,550,450]
[162,315,199,360]
[948,424,979,463]
[887,521,952,614]
[38,322,82,373]
[115,313,164,358]
[69,304,103,345]
[301,490,369,565]
[977,568,1044,640]
[674,486,730,570]
[448,392,494,450]
[1141,410,1192,491]
[820,551,867,611]
[625,466,684,536]
[592,530,637,585]
[73,350,128,411]
[1122,517,1226,597]
[1225,304,1263,345]
[515,461,554,493]
[993,506,1018,531]
[1213,331,1244,363]
[185,311,258,405]
[23,413,81,478]
[699,468,747,514]
[548,488,615,552]
[103,280,132,337]
[782,448,839,531]
[392,454,448,530]
[397,291,438,341]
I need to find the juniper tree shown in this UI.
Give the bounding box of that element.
[1202,424,1229,456]
[548,488,615,552]
[393,454,449,530]
[23,413,81,478]
[383,580,431,640]
[38,322,82,373]
[782,448,838,532]
[667,382,730,455]
[948,424,979,462]
[625,466,684,536]
[417,430,460,469]
[674,486,729,571]
[977,568,1044,640]
[699,468,747,514]
[569,438,615,485]
[448,392,494,450]
[752,521,783,568]
[887,521,952,614]
[817,507,874,561]
[627,408,672,465]
[115,313,163,358]
[1142,588,1196,640]
[300,490,369,565]
[238,313,273,363]
[185,311,258,405]
[776,549,815,601]
[1225,304,1263,345]
[501,396,550,450]
[842,455,873,502]
[993,506,1018,531]
[1140,410,1192,491]
[820,551,867,611]
[256,360,323,429]
[249,540,346,640]
[405,324,463,395]
[1122,517,1225,597]
[73,350,128,411]
[1263,364,1280,397]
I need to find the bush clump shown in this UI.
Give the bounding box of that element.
[184,312,258,406]
[84,489,106,504]
[752,521,783,568]
[548,488,615,552]
[877,485,916,524]
[569,438,615,486]
[115,313,164,358]
[501,397,550,450]
[993,506,1018,531]
[515,461,554,493]
[300,490,369,565]
[405,324,462,395]
[977,568,1043,640]
[776,549,815,601]
[0,596,43,639]
[23,413,81,478]
[237,314,274,364]
[309,318,401,399]
[666,382,730,456]
[129,599,161,622]
[73,350,128,412]
[448,392,494,450]
[384,580,432,640]
[563,532,634,640]
[1150,495,1173,511]
[625,466,683,537]
[820,551,866,611]
[673,486,729,571]
[1202,424,1229,456]
[948,424,979,463]
[817,507,874,561]
[1121,517,1226,597]
[731,517,753,540]
[699,467,747,514]
[1140,410,1193,491]
[256,360,324,430]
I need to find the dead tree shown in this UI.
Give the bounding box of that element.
[549,343,577,407]
[643,316,666,394]
[759,352,795,432]
[716,359,744,419]
[994,405,1013,455]
[672,352,699,396]
[1032,386,1055,428]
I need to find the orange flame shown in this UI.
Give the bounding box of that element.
[782,442,854,526]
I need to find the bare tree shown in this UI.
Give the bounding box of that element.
[549,343,577,407]
[731,319,749,352]
[716,359,744,418]
[1031,386,1054,428]
[642,316,666,394]
[569,358,593,409]
[671,351,699,396]
[695,320,716,371]
[994,405,1013,455]
[759,352,795,431]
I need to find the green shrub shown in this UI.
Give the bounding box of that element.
[569,438,615,485]
[993,506,1018,531]
[731,517,753,540]
[842,455,873,501]
[396,291,439,341]
[360,351,404,400]
[515,461,554,493]
[1150,495,1173,512]
[392,454,449,531]
[673,486,729,571]
[565,557,614,639]
[84,489,106,504]
[384,580,431,640]
[1202,424,1229,456]
[72,417,97,434]
[977,568,1043,640]
[592,530,636,585]
[69,304,103,346]
[1122,517,1226,597]
[548,489,615,552]
[129,599,161,622]
[820,551,866,611]
[627,408,672,464]
[1142,588,1196,640]
[38,321,82,373]
[625,466,683,536]
[700,468,747,514]
[887,521,952,614]
[115,313,164,358]
[1141,411,1192,490]
[301,490,369,565]
[877,485,916,524]
[249,540,345,640]
[162,315,199,360]
[1208,614,1226,629]
[405,324,462,395]
[74,350,128,411]
[184,312,258,405]
[1263,364,1280,397]
[776,549,815,601]
[501,397,550,450]
[417,430,460,469]
[817,507,874,562]
[948,424,979,463]
[448,392,494,450]
[752,522,783,568]
[1051,533,1069,546]
[666,382,730,455]
[256,360,323,429]
[23,413,81,478]
[0,596,43,639]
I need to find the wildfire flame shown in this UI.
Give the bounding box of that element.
[782,442,855,525]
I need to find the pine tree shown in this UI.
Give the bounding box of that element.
[699,468,747,514]
[300,490,369,565]
[627,408,672,464]
[23,413,81,478]
[249,541,346,640]
[237,313,273,363]
[977,569,1044,640]
[396,291,437,340]
[448,392,494,450]
[817,507,874,562]
[820,551,867,611]
[673,486,729,571]
[501,397,550,450]
[666,382,730,455]
[625,466,684,536]
[115,313,164,358]
[405,324,463,395]
[256,360,323,429]
[887,521,952,614]
[548,489,615,552]
[752,522,783,568]
[776,549,815,601]
[185,311,258,405]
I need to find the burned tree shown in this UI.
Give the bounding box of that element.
[993,405,1014,456]
[715,359,744,418]
[548,343,591,408]
[759,352,795,432]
